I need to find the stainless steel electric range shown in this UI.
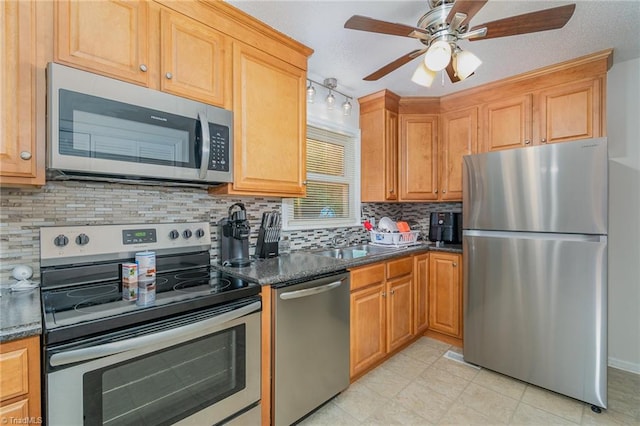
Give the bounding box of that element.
[40,222,261,426]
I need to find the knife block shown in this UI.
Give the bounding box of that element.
[255,227,279,259]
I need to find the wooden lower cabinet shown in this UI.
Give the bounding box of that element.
[428,252,463,340]
[413,253,429,335]
[349,256,417,379]
[0,336,41,423]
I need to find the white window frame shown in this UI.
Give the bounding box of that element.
[282,117,361,230]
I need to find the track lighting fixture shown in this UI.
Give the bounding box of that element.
[306,77,353,115]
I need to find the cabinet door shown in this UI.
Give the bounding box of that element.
[350,283,386,378]
[481,95,533,152]
[385,110,399,201]
[428,252,462,338]
[0,336,40,420]
[536,78,602,144]
[399,114,438,201]
[387,276,413,352]
[230,42,306,196]
[413,253,429,335]
[56,0,149,86]
[439,108,477,201]
[159,8,230,107]
[0,0,45,185]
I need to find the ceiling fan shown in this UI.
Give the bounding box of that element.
[344,0,576,87]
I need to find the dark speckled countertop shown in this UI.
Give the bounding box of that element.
[214,242,462,285]
[0,288,42,342]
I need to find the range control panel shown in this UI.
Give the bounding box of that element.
[40,222,211,267]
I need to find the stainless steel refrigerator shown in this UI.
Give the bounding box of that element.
[462,137,608,409]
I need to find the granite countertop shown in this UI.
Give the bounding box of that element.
[214,242,462,285]
[0,287,42,342]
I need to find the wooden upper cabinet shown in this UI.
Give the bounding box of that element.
[536,78,602,144]
[0,0,48,186]
[481,94,533,152]
[439,107,478,201]
[359,90,400,202]
[399,114,438,201]
[211,42,306,196]
[56,0,150,86]
[158,8,230,107]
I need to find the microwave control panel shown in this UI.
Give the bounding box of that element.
[208,123,230,172]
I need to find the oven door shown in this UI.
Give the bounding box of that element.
[45,299,260,426]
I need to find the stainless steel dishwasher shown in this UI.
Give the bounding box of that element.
[273,271,350,426]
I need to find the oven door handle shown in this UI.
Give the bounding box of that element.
[49,301,261,367]
[198,111,211,180]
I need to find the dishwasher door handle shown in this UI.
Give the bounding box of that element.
[279,279,345,300]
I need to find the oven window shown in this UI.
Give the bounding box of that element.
[83,324,246,426]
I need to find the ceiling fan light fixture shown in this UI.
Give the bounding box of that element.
[454,49,482,80]
[424,40,452,71]
[411,62,437,87]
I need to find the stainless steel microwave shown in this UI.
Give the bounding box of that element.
[47,63,233,186]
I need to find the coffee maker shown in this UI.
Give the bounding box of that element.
[428,212,462,244]
[218,203,251,267]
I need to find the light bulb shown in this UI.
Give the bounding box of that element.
[454,49,482,80]
[326,91,336,110]
[342,99,352,116]
[411,62,436,87]
[306,82,316,103]
[424,40,452,71]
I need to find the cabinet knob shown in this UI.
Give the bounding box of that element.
[524,139,531,145]
[434,189,438,194]
[165,72,173,79]
[442,189,446,194]
[139,64,148,72]
[302,180,308,185]
[382,291,386,298]
[19,151,32,160]
[541,138,547,144]
[391,289,395,295]
[389,188,394,193]
[453,262,457,267]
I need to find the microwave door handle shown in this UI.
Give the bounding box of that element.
[49,301,261,367]
[197,112,211,180]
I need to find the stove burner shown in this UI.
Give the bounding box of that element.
[67,285,119,299]
[173,277,231,293]
[174,271,209,280]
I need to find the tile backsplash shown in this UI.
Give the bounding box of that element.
[0,181,461,283]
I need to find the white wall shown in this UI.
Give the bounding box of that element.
[607,57,640,373]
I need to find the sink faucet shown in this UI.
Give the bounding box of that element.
[331,235,348,248]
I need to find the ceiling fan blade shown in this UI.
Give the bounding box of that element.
[364,49,427,81]
[469,4,576,40]
[345,15,428,38]
[446,0,488,25]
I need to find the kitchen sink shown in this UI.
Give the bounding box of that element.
[310,244,397,259]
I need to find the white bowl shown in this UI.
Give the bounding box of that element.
[378,217,398,232]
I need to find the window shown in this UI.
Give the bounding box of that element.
[282,122,360,230]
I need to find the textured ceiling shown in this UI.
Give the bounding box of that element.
[227,0,640,99]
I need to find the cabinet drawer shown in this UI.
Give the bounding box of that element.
[350,263,385,291]
[386,257,413,280]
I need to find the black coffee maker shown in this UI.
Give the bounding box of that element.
[428,212,462,244]
[218,203,251,267]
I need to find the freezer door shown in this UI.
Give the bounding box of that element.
[463,138,607,234]
[463,230,607,408]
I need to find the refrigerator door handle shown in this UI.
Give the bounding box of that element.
[463,230,606,243]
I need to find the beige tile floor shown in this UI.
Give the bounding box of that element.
[300,337,640,425]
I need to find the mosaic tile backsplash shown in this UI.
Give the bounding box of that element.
[0,181,461,283]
